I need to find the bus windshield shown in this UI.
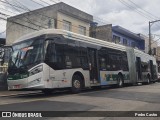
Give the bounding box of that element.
[8,38,44,75]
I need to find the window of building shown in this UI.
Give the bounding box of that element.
[113,35,120,44]
[123,39,128,46]
[131,42,136,48]
[79,25,86,35]
[63,20,71,31]
[48,19,55,28]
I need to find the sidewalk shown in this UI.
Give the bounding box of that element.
[0,90,41,97]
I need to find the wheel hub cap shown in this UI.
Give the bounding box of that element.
[74,80,80,88]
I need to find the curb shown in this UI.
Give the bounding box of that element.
[0,91,41,97]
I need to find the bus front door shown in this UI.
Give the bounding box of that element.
[88,48,99,83]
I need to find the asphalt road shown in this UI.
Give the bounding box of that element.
[0,83,160,120]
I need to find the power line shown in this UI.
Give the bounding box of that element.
[0,0,92,32]
[0,0,27,12]
[0,11,46,36]
[152,34,160,37]
[151,37,160,44]
[0,7,17,15]
[2,0,48,29]
[119,0,160,28]
[39,0,50,5]
[118,0,160,35]
[0,12,10,17]
[14,0,30,11]
[29,0,44,7]
[4,0,26,13]
[0,1,52,30]
[128,0,160,20]
[0,15,7,21]
[0,1,90,39]
[49,0,58,3]
[2,0,155,49]
[1,0,113,32]
[118,0,153,21]
[0,13,38,30]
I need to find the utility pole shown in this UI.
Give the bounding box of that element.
[149,21,151,55]
[149,20,160,55]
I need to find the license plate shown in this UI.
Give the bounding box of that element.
[13,85,21,89]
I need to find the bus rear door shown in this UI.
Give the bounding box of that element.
[88,48,99,83]
[136,57,142,81]
[149,60,154,80]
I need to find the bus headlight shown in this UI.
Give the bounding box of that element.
[29,65,43,76]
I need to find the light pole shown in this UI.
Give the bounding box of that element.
[149,20,160,55]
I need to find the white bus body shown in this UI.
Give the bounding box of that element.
[7,29,158,93]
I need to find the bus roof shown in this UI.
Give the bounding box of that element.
[14,29,144,52]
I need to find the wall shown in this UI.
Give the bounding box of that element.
[6,2,93,45]
[112,31,145,50]
[156,47,160,72]
[90,24,112,42]
[6,7,57,45]
[57,12,90,36]
[139,34,157,54]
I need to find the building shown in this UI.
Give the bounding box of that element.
[138,34,157,55]
[112,26,145,50]
[90,25,145,51]
[156,47,160,72]
[138,34,160,72]
[90,24,113,42]
[6,2,93,45]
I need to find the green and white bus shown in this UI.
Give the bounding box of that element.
[7,29,158,93]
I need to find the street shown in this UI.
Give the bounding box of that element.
[0,83,160,120]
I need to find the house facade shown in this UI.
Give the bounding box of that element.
[90,25,145,51]
[6,2,93,45]
[112,26,145,51]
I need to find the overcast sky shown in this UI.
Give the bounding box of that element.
[0,0,160,40]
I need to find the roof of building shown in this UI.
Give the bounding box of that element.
[8,2,93,23]
[112,26,144,41]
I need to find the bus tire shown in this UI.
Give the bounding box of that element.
[117,75,124,88]
[71,75,82,93]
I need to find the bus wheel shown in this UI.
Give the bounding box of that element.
[71,75,82,93]
[117,75,124,88]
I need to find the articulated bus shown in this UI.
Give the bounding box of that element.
[7,29,158,94]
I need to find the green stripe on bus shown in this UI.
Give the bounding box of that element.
[8,73,29,80]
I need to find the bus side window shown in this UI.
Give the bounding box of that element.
[108,50,122,71]
[99,57,106,70]
[98,48,107,70]
[65,56,72,68]
[45,39,65,70]
[79,42,88,69]
[121,52,129,71]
